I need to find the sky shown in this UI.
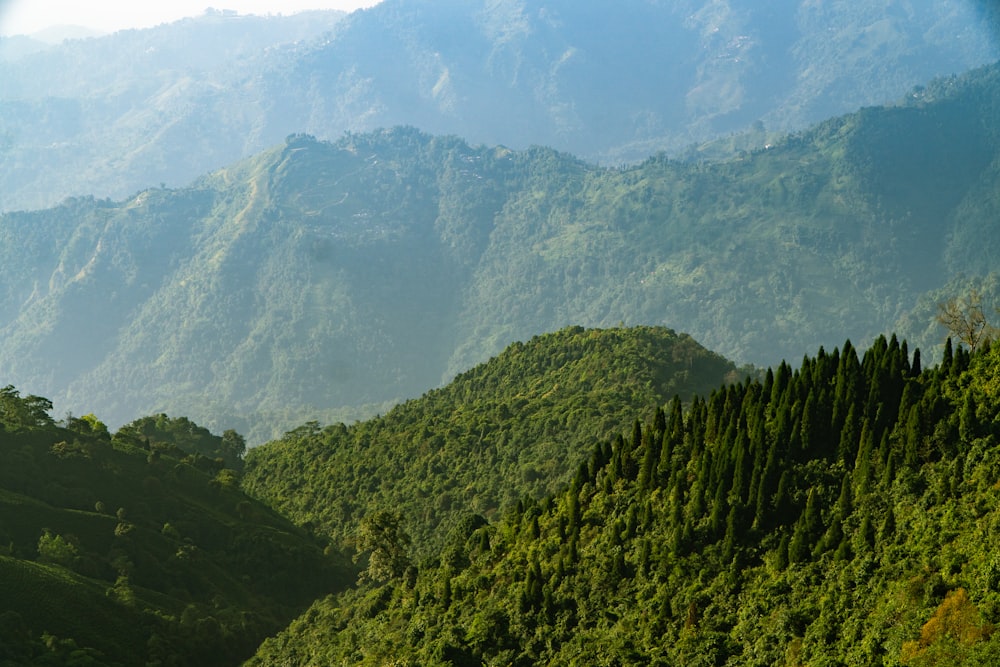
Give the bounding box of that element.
[0,0,383,37]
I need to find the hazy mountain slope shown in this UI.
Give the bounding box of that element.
[444,61,1000,377]
[0,130,496,439]
[1,0,995,210]
[281,0,997,162]
[1,62,999,441]
[0,10,347,211]
[249,337,1000,666]
[241,326,735,554]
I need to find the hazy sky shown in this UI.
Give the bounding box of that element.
[0,0,383,36]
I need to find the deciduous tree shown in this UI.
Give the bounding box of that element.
[936,288,997,352]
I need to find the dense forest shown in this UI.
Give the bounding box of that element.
[2,4,1000,664]
[242,326,736,554]
[4,320,1000,665]
[248,333,1000,666]
[0,396,349,666]
[1,61,1000,444]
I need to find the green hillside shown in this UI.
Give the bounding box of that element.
[1,62,1000,442]
[248,335,1000,666]
[241,325,735,555]
[3,4,1000,664]
[0,392,348,666]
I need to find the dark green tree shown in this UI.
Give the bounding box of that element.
[355,510,412,584]
[789,487,823,563]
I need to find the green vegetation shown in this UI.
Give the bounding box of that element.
[7,321,1000,665]
[0,392,349,666]
[114,414,247,470]
[2,5,999,665]
[249,334,1000,666]
[242,326,735,554]
[2,62,1000,442]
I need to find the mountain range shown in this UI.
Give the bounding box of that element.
[1,0,997,211]
[1,58,999,442]
[2,1,1000,664]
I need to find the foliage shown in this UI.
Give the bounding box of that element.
[901,588,994,666]
[354,510,412,584]
[0,401,349,665]
[248,336,1000,665]
[242,325,735,554]
[113,414,246,469]
[0,385,54,429]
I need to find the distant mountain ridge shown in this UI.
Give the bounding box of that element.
[1,61,999,442]
[0,9,348,211]
[1,0,996,210]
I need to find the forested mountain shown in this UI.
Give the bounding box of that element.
[1,61,999,442]
[14,319,1000,665]
[248,335,1000,666]
[2,0,996,210]
[241,326,735,554]
[0,391,349,666]
[4,2,1000,665]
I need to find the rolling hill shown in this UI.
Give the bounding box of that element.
[241,325,736,553]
